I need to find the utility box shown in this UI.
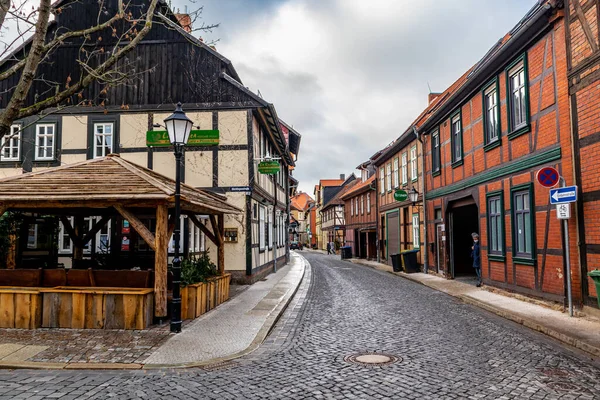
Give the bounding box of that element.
[588,270,600,308]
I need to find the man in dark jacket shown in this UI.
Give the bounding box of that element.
[471,232,482,287]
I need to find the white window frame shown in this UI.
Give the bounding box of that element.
[410,146,417,182]
[360,195,364,215]
[355,197,358,216]
[412,213,420,248]
[1,125,21,161]
[58,217,74,254]
[432,130,440,173]
[380,168,385,194]
[509,61,527,130]
[350,199,354,217]
[401,152,408,185]
[35,124,55,161]
[393,157,399,188]
[367,193,371,213]
[451,114,462,163]
[268,211,273,250]
[93,122,114,158]
[484,85,499,143]
[259,206,266,251]
[386,163,391,192]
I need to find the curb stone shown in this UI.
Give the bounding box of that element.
[0,255,307,371]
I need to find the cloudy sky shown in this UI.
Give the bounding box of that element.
[181,1,532,194]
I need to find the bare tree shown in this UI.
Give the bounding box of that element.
[0,0,218,145]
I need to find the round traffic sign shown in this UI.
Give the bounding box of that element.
[536,167,560,188]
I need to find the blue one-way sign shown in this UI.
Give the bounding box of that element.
[550,186,578,204]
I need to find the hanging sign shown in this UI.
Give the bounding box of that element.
[394,189,408,202]
[536,167,560,188]
[146,130,220,147]
[258,160,280,175]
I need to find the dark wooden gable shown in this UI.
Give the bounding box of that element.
[0,0,261,109]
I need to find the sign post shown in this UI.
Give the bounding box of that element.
[537,168,575,317]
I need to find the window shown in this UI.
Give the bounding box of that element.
[386,164,391,192]
[401,152,408,185]
[380,168,385,194]
[451,113,462,165]
[487,192,505,260]
[435,208,442,221]
[259,206,266,250]
[483,80,500,147]
[93,123,113,158]
[355,197,358,216]
[58,216,110,254]
[410,146,417,181]
[511,184,535,263]
[59,217,73,253]
[412,214,420,248]
[360,195,364,215]
[432,130,441,174]
[35,124,55,160]
[1,125,20,161]
[393,157,399,188]
[27,225,38,249]
[506,57,529,136]
[350,199,354,216]
[367,193,371,213]
[268,211,273,249]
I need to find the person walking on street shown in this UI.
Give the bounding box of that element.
[326,242,331,255]
[471,232,482,287]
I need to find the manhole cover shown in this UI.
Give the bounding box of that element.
[546,382,584,392]
[538,368,571,378]
[344,353,401,366]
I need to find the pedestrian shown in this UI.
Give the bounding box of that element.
[326,242,331,255]
[471,232,482,287]
[330,241,335,255]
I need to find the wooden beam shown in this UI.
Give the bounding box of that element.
[6,234,16,269]
[81,216,110,245]
[154,204,169,318]
[209,215,223,245]
[114,205,155,251]
[188,214,218,245]
[217,214,225,275]
[73,216,85,261]
[59,215,84,248]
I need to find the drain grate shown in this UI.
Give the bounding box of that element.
[344,352,401,367]
[545,381,584,392]
[200,361,238,372]
[538,368,571,378]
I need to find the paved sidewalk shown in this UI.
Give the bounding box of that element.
[349,258,600,359]
[0,253,306,370]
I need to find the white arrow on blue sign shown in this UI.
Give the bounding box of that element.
[550,186,578,204]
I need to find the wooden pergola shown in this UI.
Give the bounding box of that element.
[0,154,241,318]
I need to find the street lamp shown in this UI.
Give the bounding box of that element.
[164,102,193,333]
[408,187,419,206]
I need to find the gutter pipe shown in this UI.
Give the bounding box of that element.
[414,125,428,274]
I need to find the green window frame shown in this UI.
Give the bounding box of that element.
[510,183,536,265]
[432,129,441,176]
[450,110,463,168]
[505,53,531,140]
[482,77,502,151]
[486,190,505,262]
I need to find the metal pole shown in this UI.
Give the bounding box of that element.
[560,178,573,317]
[170,146,183,333]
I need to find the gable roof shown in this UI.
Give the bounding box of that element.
[322,180,358,210]
[0,154,242,215]
[319,179,344,188]
[291,192,314,212]
[340,176,376,200]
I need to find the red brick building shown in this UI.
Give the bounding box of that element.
[417,1,578,303]
[341,171,377,259]
[565,0,600,307]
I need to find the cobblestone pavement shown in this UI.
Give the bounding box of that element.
[1,252,600,399]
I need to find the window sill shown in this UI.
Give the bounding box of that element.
[432,170,441,177]
[483,139,502,152]
[411,178,418,183]
[488,254,506,262]
[513,256,535,266]
[507,124,531,140]
[451,159,464,169]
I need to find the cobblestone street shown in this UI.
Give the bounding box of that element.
[1,252,599,399]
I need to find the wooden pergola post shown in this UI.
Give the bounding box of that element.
[73,216,85,261]
[218,214,225,274]
[154,204,168,318]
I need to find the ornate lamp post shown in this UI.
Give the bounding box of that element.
[408,187,419,206]
[164,102,193,333]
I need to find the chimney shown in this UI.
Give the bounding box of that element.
[428,92,442,104]
[340,174,345,181]
[175,13,192,33]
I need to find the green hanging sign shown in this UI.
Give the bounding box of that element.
[146,130,219,147]
[394,189,408,202]
[258,160,280,175]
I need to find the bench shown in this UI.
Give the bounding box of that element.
[92,270,153,288]
[0,269,42,287]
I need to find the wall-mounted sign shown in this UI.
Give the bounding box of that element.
[258,160,280,175]
[146,130,220,147]
[394,190,408,202]
[229,186,252,193]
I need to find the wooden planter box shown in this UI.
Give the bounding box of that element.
[181,274,231,320]
[40,287,154,330]
[0,287,42,329]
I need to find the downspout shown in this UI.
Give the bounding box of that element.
[414,125,428,274]
[368,180,379,263]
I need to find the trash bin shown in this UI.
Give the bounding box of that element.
[341,246,352,260]
[390,253,402,272]
[401,249,420,273]
[588,270,600,308]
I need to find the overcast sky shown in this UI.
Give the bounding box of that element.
[173,0,536,195]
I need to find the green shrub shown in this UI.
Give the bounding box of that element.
[180,250,218,286]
